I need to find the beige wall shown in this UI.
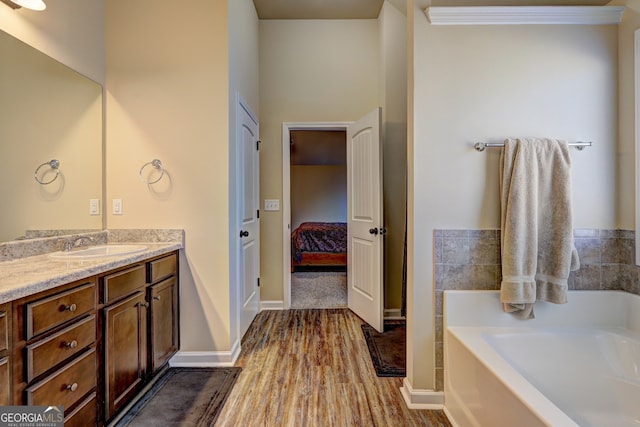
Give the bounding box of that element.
[408,0,619,391]
[291,165,347,229]
[380,1,408,311]
[0,0,104,83]
[259,19,381,302]
[613,0,640,229]
[106,0,259,356]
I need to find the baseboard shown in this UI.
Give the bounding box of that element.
[169,339,241,367]
[400,377,444,409]
[384,308,403,319]
[260,300,284,310]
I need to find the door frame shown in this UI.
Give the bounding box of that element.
[282,121,351,309]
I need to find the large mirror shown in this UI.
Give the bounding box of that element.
[0,29,102,243]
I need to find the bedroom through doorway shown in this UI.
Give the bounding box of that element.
[288,129,348,309]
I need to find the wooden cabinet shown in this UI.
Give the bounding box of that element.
[0,302,11,406]
[148,253,179,374]
[149,276,178,374]
[8,250,179,426]
[100,251,179,423]
[12,279,97,414]
[103,291,148,420]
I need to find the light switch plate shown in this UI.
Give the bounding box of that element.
[89,199,100,215]
[112,199,123,215]
[264,199,280,211]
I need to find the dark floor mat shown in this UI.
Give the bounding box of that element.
[115,367,241,427]
[361,320,406,377]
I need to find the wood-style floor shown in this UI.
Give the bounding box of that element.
[215,309,452,427]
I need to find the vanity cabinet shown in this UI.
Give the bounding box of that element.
[148,253,179,374]
[11,278,98,420]
[99,252,179,423]
[103,290,147,420]
[0,302,11,406]
[8,249,179,426]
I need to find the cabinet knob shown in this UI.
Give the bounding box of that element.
[138,302,150,308]
[66,382,78,392]
[63,303,77,312]
[153,296,161,300]
[64,340,78,349]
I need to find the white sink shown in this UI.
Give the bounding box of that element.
[49,244,148,259]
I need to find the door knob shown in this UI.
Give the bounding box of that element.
[239,230,249,238]
[369,228,379,235]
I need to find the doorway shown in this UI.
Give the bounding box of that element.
[282,122,351,310]
[289,129,348,308]
[282,109,384,332]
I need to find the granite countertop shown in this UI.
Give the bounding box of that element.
[0,242,182,304]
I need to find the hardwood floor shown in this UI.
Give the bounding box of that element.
[215,309,452,427]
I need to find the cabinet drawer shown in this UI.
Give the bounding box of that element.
[0,304,9,353]
[26,348,95,408]
[149,253,177,283]
[103,264,146,304]
[64,391,96,427]
[26,282,95,340]
[0,356,10,406]
[25,315,96,382]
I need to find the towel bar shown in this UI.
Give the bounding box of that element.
[475,141,592,152]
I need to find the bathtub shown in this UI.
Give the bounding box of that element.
[443,290,640,427]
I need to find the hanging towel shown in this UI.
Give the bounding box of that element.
[499,138,580,319]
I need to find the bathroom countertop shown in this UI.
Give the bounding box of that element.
[0,242,182,304]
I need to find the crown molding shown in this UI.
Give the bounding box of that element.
[424,6,625,26]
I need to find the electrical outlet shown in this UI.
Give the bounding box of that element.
[89,199,100,215]
[264,199,280,211]
[112,199,123,215]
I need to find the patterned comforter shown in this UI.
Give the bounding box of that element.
[291,222,347,262]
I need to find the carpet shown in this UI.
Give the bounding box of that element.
[361,320,406,377]
[291,272,347,309]
[115,367,241,427]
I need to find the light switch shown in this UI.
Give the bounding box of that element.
[264,199,280,211]
[89,199,100,215]
[112,199,123,215]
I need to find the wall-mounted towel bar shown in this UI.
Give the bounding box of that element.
[475,141,592,152]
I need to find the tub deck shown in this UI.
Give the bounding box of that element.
[444,291,640,427]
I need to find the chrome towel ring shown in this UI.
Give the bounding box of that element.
[34,159,60,185]
[139,159,165,184]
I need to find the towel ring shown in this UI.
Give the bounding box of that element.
[34,159,60,185]
[139,159,165,184]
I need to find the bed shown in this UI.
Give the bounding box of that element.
[291,222,347,271]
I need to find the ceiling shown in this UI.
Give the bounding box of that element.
[253,0,611,20]
[253,0,385,19]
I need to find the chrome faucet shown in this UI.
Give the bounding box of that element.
[63,236,95,252]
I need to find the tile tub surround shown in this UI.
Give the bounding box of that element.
[0,229,184,304]
[433,228,640,391]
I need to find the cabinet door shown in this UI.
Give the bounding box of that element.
[103,291,147,421]
[0,356,10,405]
[149,277,179,373]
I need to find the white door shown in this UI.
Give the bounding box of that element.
[237,98,260,338]
[347,108,384,332]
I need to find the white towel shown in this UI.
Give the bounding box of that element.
[499,138,580,319]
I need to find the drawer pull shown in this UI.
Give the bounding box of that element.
[0,310,6,318]
[66,382,79,392]
[63,303,77,312]
[153,296,161,300]
[64,340,78,349]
